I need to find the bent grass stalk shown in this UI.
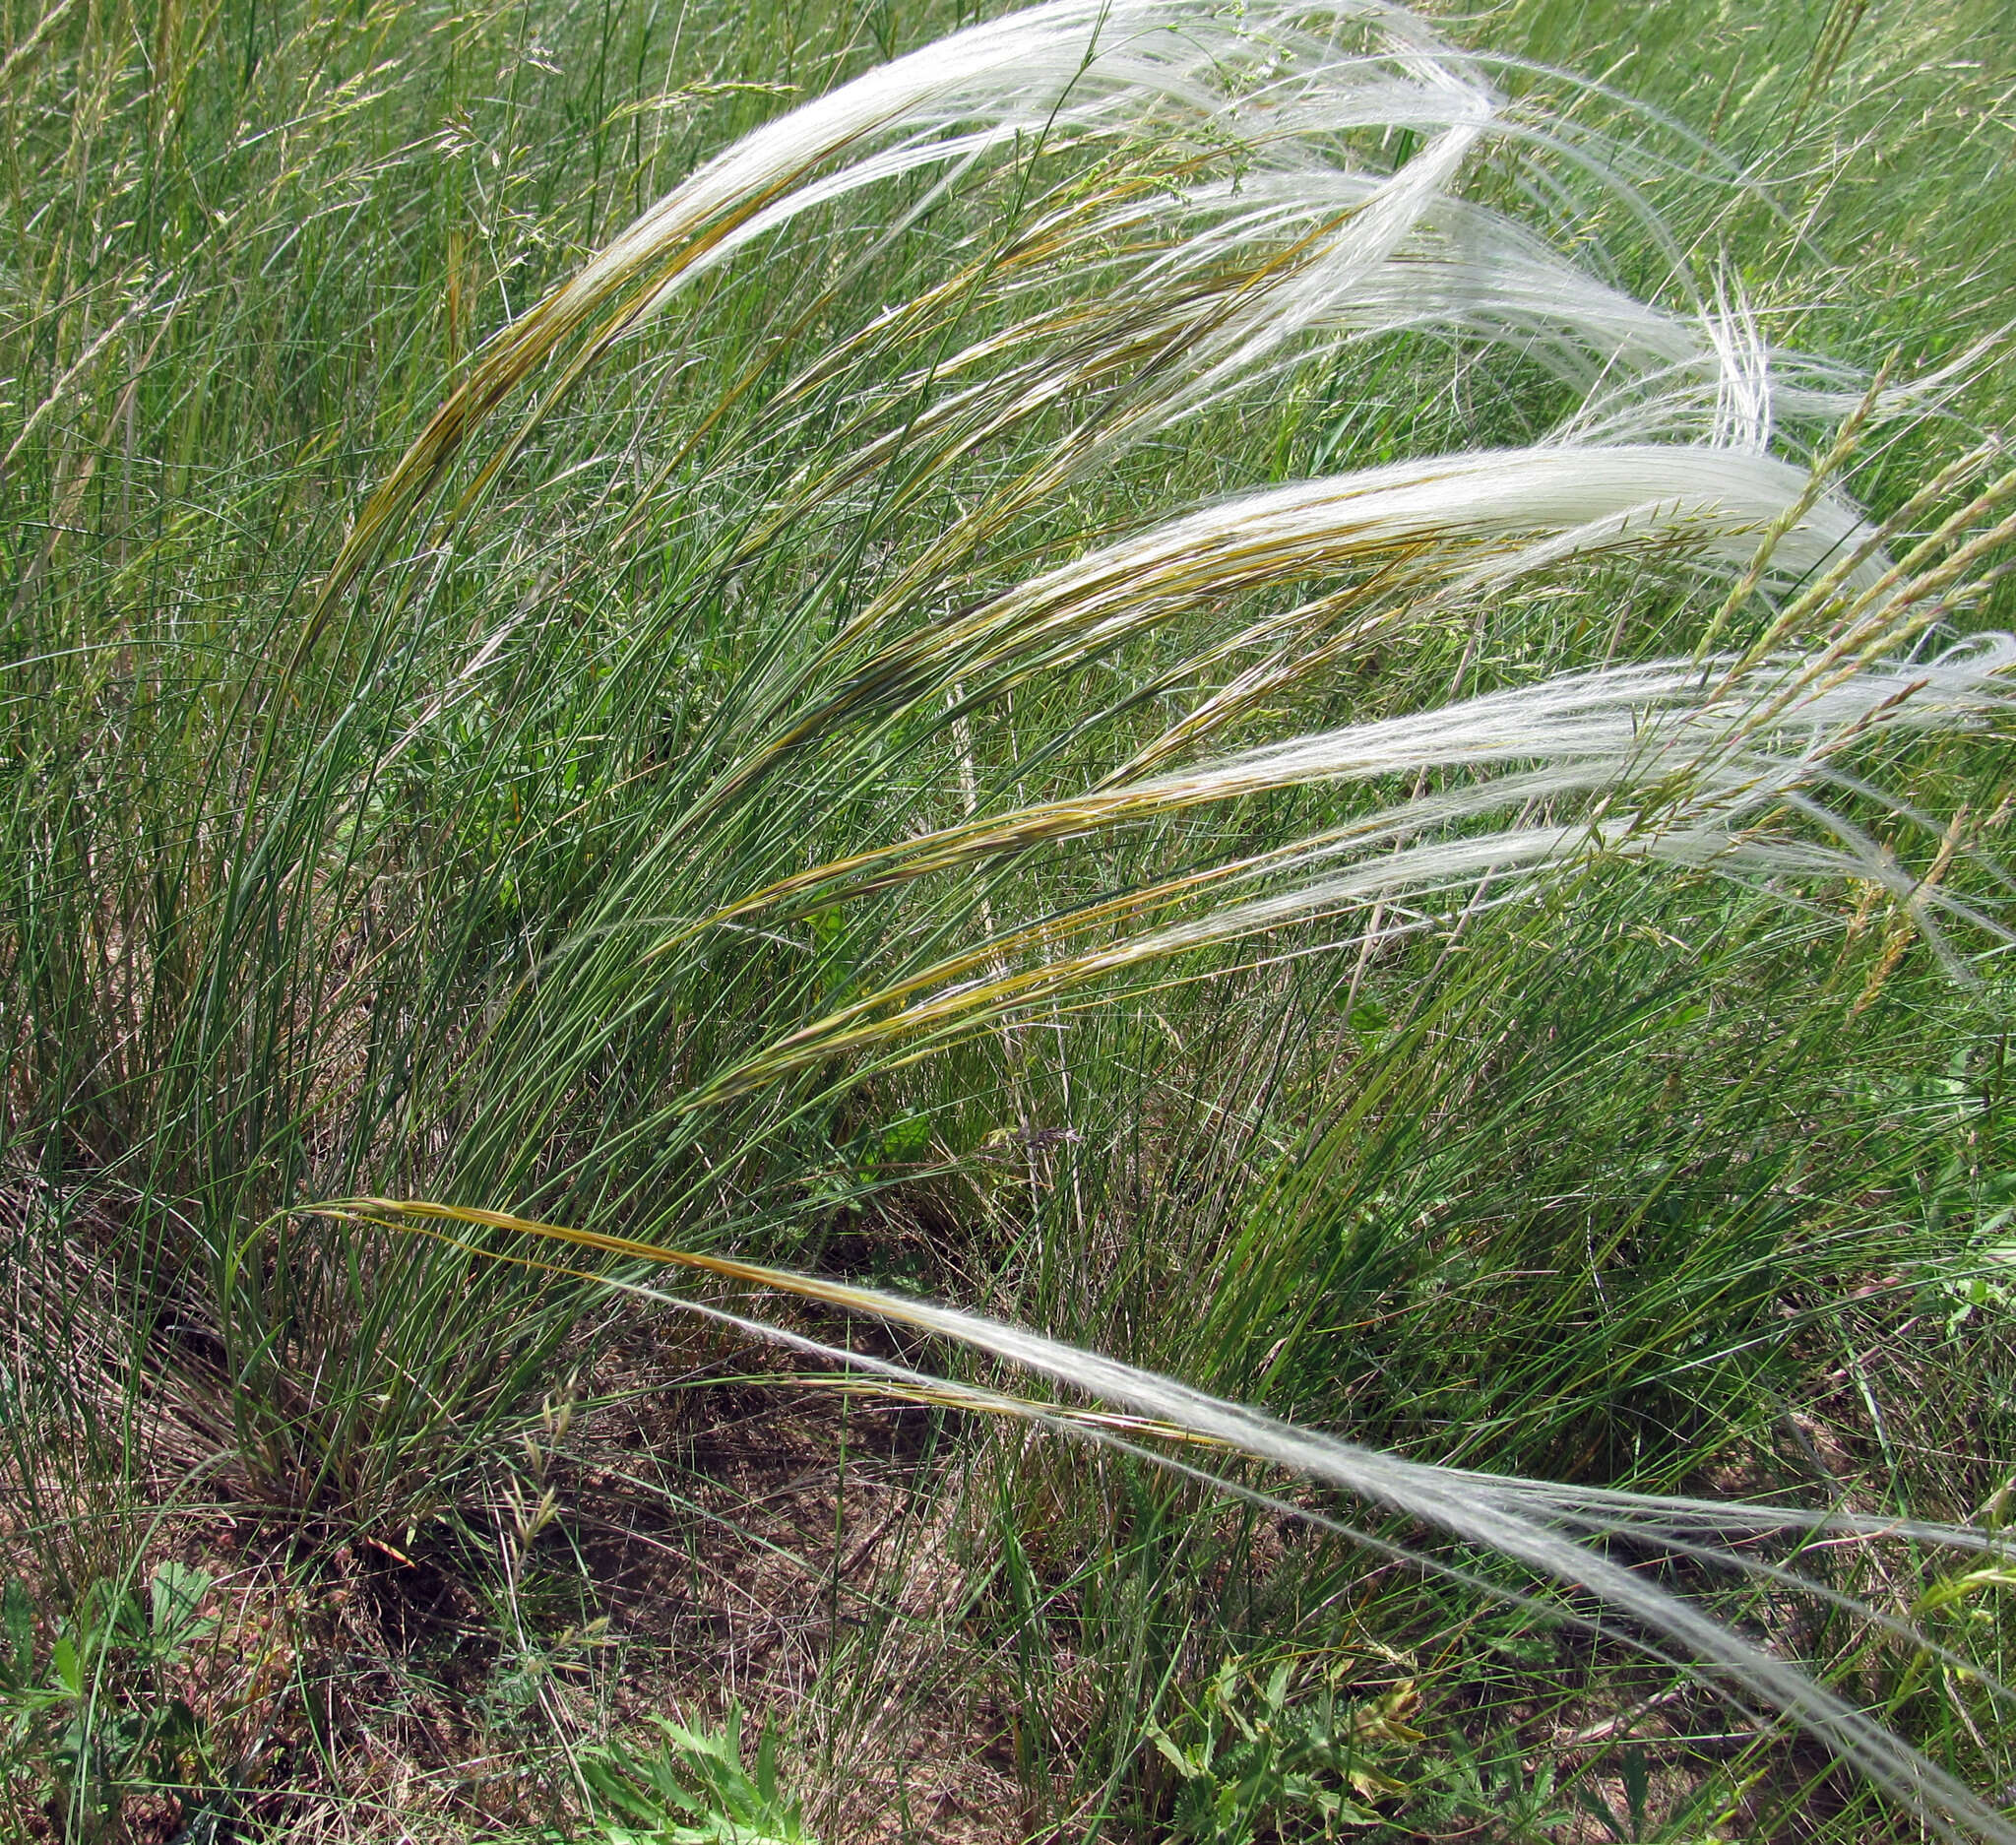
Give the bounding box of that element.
[317,1197,2016,1845]
[665,639,2013,1100]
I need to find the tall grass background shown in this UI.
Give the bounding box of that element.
[3,0,2015,1837]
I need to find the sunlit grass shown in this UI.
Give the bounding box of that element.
[3,0,2014,1836]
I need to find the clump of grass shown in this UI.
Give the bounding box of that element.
[4,0,2015,1837]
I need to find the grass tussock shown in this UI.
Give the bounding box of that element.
[4,0,2016,1838]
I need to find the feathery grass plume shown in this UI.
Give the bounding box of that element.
[328,1198,2016,1845]
[726,442,1880,745]
[701,640,2016,932]
[312,0,1872,634]
[682,634,2014,1099]
[311,0,1481,618]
